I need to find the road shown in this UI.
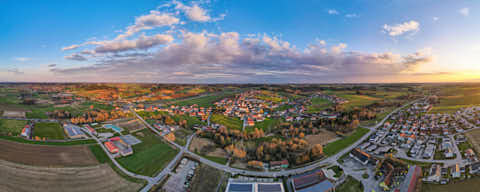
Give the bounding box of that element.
[132,97,419,186]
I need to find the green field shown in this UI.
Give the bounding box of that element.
[203,155,228,165]
[336,176,363,192]
[117,129,178,177]
[245,118,281,132]
[323,127,370,156]
[422,176,480,192]
[211,114,243,130]
[174,92,234,107]
[89,144,147,184]
[338,94,381,110]
[306,97,332,113]
[429,86,480,113]
[0,119,27,136]
[34,122,65,140]
[171,114,206,129]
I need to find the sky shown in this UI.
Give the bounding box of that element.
[1,0,480,83]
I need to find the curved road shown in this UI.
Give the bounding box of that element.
[132,98,420,189]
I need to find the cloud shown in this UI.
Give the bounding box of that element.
[117,11,179,39]
[433,17,439,21]
[53,31,434,83]
[345,13,359,18]
[64,53,87,61]
[174,1,211,22]
[13,57,30,62]
[7,68,24,75]
[328,9,339,15]
[459,7,469,16]
[48,64,57,67]
[383,20,420,37]
[62,44,81,51]
[94,34,174,53]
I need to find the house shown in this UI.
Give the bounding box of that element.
[451,164,461,178]
[20,124,31,138]
[110,136,133,156]
[64,124,87,139]
[350,148,371,165]
[270,160,289,169]
[84,125,97,135]
[469,161,480,175]
[423,164,441,183]
[104,141,119,154]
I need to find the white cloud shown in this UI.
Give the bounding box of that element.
[13,57,30,62]
[174,1,216,22]
[117,11,179,39]
[94,34,174,53]
[345,13,359,18]
[433,17,439,21]
[383,20,420,36]
[62,44,81,51]
[459,7,470,16]
[328,9,339,15]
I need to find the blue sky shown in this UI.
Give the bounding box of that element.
[1,0,479,83]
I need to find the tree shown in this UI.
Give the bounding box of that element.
[311,144,323,158]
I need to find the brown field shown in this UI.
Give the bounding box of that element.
[2,110,26,118]
[0,159,142,192]
[305,129,338,146]
[466,129,480,153]
[189,137,228,158]
[0,139,98,167]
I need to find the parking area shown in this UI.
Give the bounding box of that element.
[162,158,198,192]
[341,156,381,192]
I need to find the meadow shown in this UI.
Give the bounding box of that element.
[211,114,243,130]
[33,122,65,140]
[117,129,178,177]
[429,86,480,113]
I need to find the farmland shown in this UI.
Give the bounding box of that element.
[34,122,65,140]
[245,118,281,132]
[337,93,381,110]
[323,127,370,156]
[429,86,480,113]
[0,119,27,136]
[422,176,480,192]
[117,129,178,176]
[465,129,480,154]
[0,139,98,167]
[211,114,243,130]
[0,159,142,192]
[173,92,234,107]
[306,97,332,113]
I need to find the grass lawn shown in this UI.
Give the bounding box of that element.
[245,118,281,133]
[323,127,370,156]
[89,144,147,184]
[336,175,363,192]
[211,114,243,130]
[34,122,65,140]
[0,119,27,136]
[117,129,178,177]
[306,97,332,113]
[171,114,206,129]
[422,176,480,192]
[203,155,228,165]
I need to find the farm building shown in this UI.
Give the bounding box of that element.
[225,181,284,192]
[63,124,87,139]
[104,141,119,154]
[291,169,334,192]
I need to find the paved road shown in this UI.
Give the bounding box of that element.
[134,98,419,179]
[0,117,58,122]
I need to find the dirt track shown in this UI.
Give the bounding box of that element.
[0,139,98,167]
[0,159,142,192]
